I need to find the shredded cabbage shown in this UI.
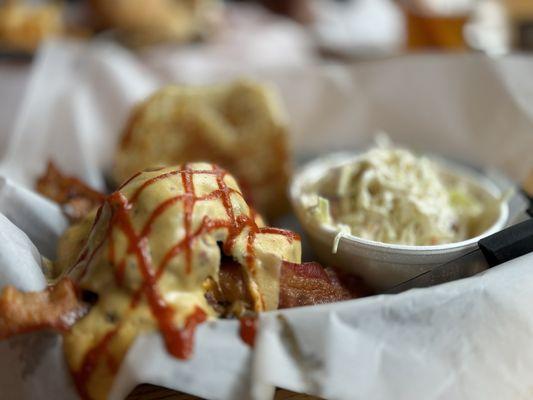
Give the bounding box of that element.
[307,138,486,247]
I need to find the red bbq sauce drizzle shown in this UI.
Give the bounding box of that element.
[71,164,299,398]
[72,329,117,400]
[239,316,258,347]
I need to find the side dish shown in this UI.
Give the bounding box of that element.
[303,139,498,247]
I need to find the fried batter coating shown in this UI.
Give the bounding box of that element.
[113,81,292,219]
[0,278,87,339]
[36,162,104,222]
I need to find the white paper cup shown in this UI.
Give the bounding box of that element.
[290,153,509,290]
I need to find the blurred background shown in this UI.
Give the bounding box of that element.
[2,0,533,58]
[1,0,532,145]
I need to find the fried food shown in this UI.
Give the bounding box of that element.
[36,161,104,222]
[56,209,98,277]
[62,163,300,399]
[279,261,372,308]
[0,0,63,52]
[0,278,86,339]
[36,162,104,277]
[204,257,255,316]
[113,80,292,219]
[207,259,372,313]
[1,162,369,400]
[89,0,221,46]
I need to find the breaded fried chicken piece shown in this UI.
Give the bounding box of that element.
[113,80,292,219]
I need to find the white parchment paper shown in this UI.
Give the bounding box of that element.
[1,40,533,400]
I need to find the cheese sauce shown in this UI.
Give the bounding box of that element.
[63,163,301,399]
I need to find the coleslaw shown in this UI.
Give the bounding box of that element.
[305,137,486,248]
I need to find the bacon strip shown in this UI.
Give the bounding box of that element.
[0,278,87,339]
[207,259,372,313]
[36,162,104,222]
[279,261,372,309]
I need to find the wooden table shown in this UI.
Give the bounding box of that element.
[126,385,321,400]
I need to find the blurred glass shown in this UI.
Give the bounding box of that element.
[400,0,510,53]
[403,7,469,49]
[398,0,476,50]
